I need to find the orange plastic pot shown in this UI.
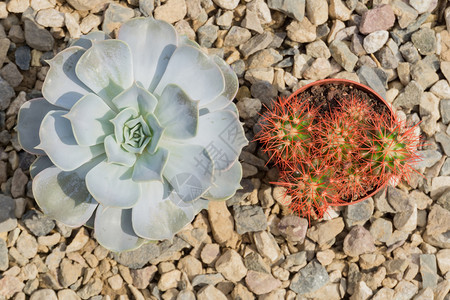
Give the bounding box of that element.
[286,78,395,206]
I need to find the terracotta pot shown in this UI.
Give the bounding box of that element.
[286,78,395,206]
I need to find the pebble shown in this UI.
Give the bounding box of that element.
[197,285,227,300]
[11,168,28,198]
[0,238,7,271]
[224,26,251,47]
[329,40,358,72]
[305,0,328,25]
[247,48,283,69]
[113,242,160,269]
[302,57,332,80]
[363,30,389,54]
[343,225,376,257]
[393,80,423,109]
[158,269,181,291]
[80,14,102,34]
[233,205,267,234]
[399,42,420,64]
[245,270,281,295]
[35,8,64,28]
[192,273,225,287]
[0,3,7,18]
[102,3,135,36]
[329,0,352,21]
[24,19,54,51]
[30,289,57,300]
[0,63,23,87]
[107,274,123,290]
[60,259,83,288]
[0,38,10,67]
[208,201,238,248]
[76,278,103,299]
[240,31,273,57]
[393,280,418,300]
[65,13,81,39]
[441,99,450,125]
[268,0,305,22]
[286,18,316,43]
[66,0,108,10]
[436,249,450,274]
[215,249,247,282]
[8,24,24,43]
[200,243,220,265]
[370,218,393,244]
[0,77,15,111]
[213,0,239,10]
[393,203,417,232]
[244,252,271,274]
[15,45,31,71]
[290,260,329,294]
[16,233,38,259]
[376,46,399,69]
[197,25,218,48]
[307,218,345,246]
[359,4,395,34]
[277,215,308,243]
[430,176,450,199]
[356,65,387,100]
[236,97,261,119]
[130,266,157,289]
[351,281,373,300]
[57,289,81,300]
[306,39,331,59]
[344,198,374,228]
[247,0,272,25]
[6,0,29,13]
[253,231,281,263]
[0,194,17,233]
[154,0,187,24]
[420,254,438,288]
[411,27,436,56]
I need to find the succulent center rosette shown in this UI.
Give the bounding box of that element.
[16,17,247,252]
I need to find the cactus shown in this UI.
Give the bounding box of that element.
[257,92,421,221]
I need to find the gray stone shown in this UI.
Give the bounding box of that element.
[231,59,245,78]
[11,168,28,198]
[244,252,271,274]
[16,233,38,259]
[420,254,438,288]
[391,12,430,44]
[387,186,413,212]
[440,158,450,177]
[399,42,420,64]
[343,225,376,257]
[411,27,436,56]
[344,197,374,228]
[391,0,418,28]
[224,26,251,47]
[0,77,15,111]
[281,251,307,270]
[241,9,263,33]
[393,203,417,232]
[440,99,450,125]
[139,0,154,16]
[0,38,10,67]
[393,81,423,109]
[268,0,305,22]
[356,65,386,100]
[102,3,135,36]
[236,97,261,119]
[76,278,103,299]
[278,215,308,243]
[247,48,283,69]
[411,59,439,90]
[192,273,225,287]
[113,242,160,269]
[22,210,55,237]
[24,19,54,51]
[363,30,389,54]
[290,260,329,294]
[250,81,278,107]
[240,32,273,57]
[375,46,398,69]
[306,39,330,59]
[197,25,218,48]
[0,237,8,271]
[329,40,358,72]
[0,63,23,87]
[436,132,450,156]
[0,194,17,233]
[233,205,267,235]
[414,150,442,169]
[384,258,409,275]
[370,218,393,243]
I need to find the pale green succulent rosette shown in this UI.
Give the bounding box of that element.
[16,17,247,252]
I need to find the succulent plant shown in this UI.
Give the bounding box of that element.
[16,17,247,252]
[257,90,420,220]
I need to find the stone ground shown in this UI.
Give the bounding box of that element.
[0,0,450,299]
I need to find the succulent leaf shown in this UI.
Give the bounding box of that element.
[43,47,91,109]
[30,156,54,179]
[203,160,243,201]
[112,82,158,115]
[132,147,169,182]
[16,98,62,155]
[38,110,105,171]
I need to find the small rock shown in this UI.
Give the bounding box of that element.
[8,25,25,43]
[59,259,82,288]
[0,194,17,233]
[200,243,220,265]
[192,273,225,287]
[24,19,54,51]
[102,3,135,35]
[344,198,374,228]
[430,79,450,99]
[197,25,218,48]
[307,217,345,246]
[197,285,227,300]
[15,45,31,71]
[411,59,440,90]
[158,269,181,291]
[278,215,308,243]
[0,3,7,18]
[359,4,395,34]
[245,270,281,295]
[247,48,283,69]
[391,0,419,28]
[233,205,267,235]
[0,238,8,271]
[154,0,186,24]
[268,0,305,22]
[290,260,329,294]
[351,281,372,300]
[359,253,386,270]
[208,201,238,248]
[35,8,64,28]
[306,39,331,59]
[286,18,316,43]
[247,0,272,25]
[356,65,387,100]
[6,0,29,13]
[436,249,450,274]
[241,10,263,33]
[423,205,450,248]
[76,278,103,300]
[411,27,436,56]
[329,0,352,21]
[329,40,358,72]
[239,31,273,57]
[107,274,123,291]
[66,0,108,10]
[236,97,261,119]
[399,42,420,64]
[0,276,25,299]
[363,30,389,54]
[440,99,450,125]
[393,81,423,110]
[370,218,393,243]
[11,168,28,198]
[253,231,281,263]
[343,226,376,257]
[375,46,399,69]
[0,78,15,111]
[212,0,239,10]
[302,57,332,80]
[80,14,102,34]
[305,0,328,25]
[316,249,335,266]
[66,227,89,253]
[430,177,450,199]
[65,13,81,39]
[130,266,157,289]
[420,254,438,288]
[244,252,271,274]
[0,38,10,67]
[393,280,418,300]
[224,26,251,47]
[57,289,81,300]
[215,249,247,282]
[16,232,38,259]
[393,203,417,232]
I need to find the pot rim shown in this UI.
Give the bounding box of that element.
[287,78,394,206]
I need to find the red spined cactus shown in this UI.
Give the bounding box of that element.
[257,92,421,221]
